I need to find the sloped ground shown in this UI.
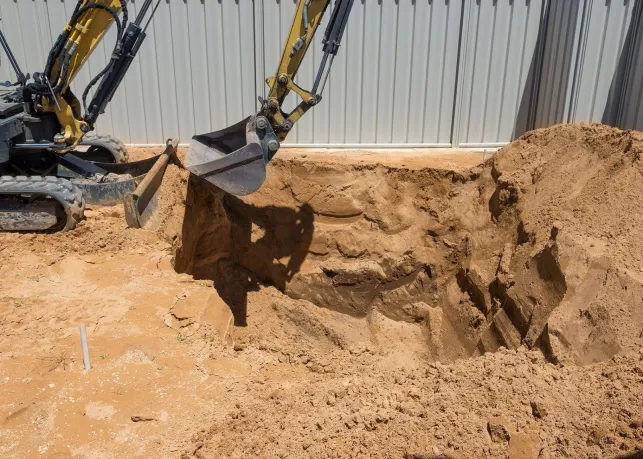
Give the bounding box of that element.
[0,124,641,458]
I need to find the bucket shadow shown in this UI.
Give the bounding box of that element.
[174,175,314,327]
[215,197,314,326]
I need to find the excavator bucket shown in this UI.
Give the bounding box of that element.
[185,116,280,196]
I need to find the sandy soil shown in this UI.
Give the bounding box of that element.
[0,124,642,458]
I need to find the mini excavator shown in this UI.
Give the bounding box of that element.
[0,0,354,232]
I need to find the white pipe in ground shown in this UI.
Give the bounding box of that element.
[79,324,91,370]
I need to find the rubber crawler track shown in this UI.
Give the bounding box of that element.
[0,176,85,231]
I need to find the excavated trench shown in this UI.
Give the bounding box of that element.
[169,125,643,365]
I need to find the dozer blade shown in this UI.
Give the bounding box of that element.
[123,139,178,229]
[185,115,280,196]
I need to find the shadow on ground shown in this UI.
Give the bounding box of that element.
[174,175,314,326]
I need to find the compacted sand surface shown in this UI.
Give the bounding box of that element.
[0,124,642,458]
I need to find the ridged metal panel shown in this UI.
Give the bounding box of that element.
[569,0,638,126]
[533,0,586,129]
[2,0,643,147]
[0,0,51,84]
[257,0,462,146]
[454,0,547,147]
[618,2,643,131]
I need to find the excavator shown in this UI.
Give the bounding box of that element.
[0,0,354,232]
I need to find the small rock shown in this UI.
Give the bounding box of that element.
[469,165,484,178]
[442,238,458,249]
[587,426,609,446]
[616,421,630,438]
[399,401,423,417]
[487,417,511,443]
[307,362,324,373]
[530,401,548,419]
[401,301,432,321]
[233,343,246,352]
[498,243,514,274]
[131,415,156,422]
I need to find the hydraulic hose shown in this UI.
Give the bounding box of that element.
[33,2,125,97]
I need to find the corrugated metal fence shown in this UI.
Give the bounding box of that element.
[0,0,642,146]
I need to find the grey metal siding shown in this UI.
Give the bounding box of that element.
[618,2,643,130]
[0,0,255,144]
[454,0,546,147]
[533,0,585,129]
[257,0,461,146]
[1,0,642,146]
[570,0,638,126]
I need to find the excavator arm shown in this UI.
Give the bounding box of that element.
[261,0,354,141]
[24,0,158,151]
[261,0,332,139]
[39,0,124,148]
[186,0,355,195]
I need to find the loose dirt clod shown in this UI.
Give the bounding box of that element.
[530,400,548,419]
[0,125,642,458]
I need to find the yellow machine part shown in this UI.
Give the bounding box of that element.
[40,0,124,150]
[264,0,331,140]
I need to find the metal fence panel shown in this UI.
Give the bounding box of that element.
[454,0,546,147]
[1,0,643,147]
[570,0,638,126]
[618,3,643,131]
[257,0,462,147]
[533,0,586,129]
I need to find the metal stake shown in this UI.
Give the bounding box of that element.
[79,324,91,370]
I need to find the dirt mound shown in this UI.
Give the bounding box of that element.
[169,124,643,366]
[184,349,643,459]
[481,124,643,364]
